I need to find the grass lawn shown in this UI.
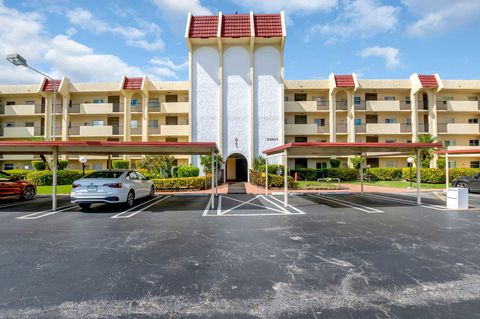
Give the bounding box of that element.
[36,185,72,195]
[348,180,445,189]
[296,180,348,190]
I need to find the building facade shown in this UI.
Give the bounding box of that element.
[1,12,480,179]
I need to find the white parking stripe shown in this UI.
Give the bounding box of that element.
[202,196,213,216]
[221,195,285,215]
[111,196,170,219]
[267,195,307,215]
[17,204,77,220]
[217,195,222,215]
[307,194,384,214]
[360,193,447,211]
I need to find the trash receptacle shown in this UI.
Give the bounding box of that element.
[447,188,468,209]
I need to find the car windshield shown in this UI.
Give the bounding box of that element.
[83,171,124,179]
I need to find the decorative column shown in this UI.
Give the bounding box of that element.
[123,93,132,141]
[44,94,52,140]
[410,91,419,142]
[61,94,69,141]
[347,90,355,143]
[428,90,438,167]
[329,90,336,142]
[141,93,149,142]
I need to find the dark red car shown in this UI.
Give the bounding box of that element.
[0,171,36,200]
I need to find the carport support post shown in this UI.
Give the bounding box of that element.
[445,153,449,190]
[416,148,421,205]
[284,151,288,208]
[360,154,364,194]
[265,156,268,196]
[210,151,215,209]
[52,146,58,211]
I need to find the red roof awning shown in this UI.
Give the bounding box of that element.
[436,148,480,155]
[334,75,355,88]
[42,79,61,92]
[221,14,250,37]
[189,16,219,38]
[0,141,219,156]
[123,77,143,90]
[263,142,443,157]
[253,14,282,37]
[418,75,438,88]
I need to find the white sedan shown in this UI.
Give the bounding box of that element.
[70,170,155,209]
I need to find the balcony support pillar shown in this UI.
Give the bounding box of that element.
[61,94,69,142]
[410,91,419,142]
[44,94,52,140]
[142,93,149,142]
[347,90,355,143]
[428,90,438,168]
[329,90,336,142]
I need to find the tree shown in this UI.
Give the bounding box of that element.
[200,154,223,175]
[252,156,266,171]
[136,155,176,178]
[350,157,364,170]
[417,133,439,168]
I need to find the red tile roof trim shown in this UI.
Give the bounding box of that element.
[418,75,438,88]
[334,75,355,87]
[189,16,218,38]
[123,77,143,90]
[221,14,250,37]
[254,14,282,37]
[42,79,61,92]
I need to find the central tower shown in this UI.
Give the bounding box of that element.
[185,12,286,181]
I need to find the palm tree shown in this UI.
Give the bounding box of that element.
[417,133,439,168]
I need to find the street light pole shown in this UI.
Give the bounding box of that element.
[407,156,414,189]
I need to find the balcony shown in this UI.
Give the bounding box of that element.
[285,124,319,135]
[0,154,40,160]
[365,100,411,112]
[69,125,120,137]
[364,123,411,134]
[336,123,347,133]
[159,125,189,136]
[284,101,329,112]
[336,101,348,111]
[162,102,189,113]
[437,100,479,112]
[438,123,480,134]
[70,103,122,114]
[0,126,41,138]
[0,104,45,115]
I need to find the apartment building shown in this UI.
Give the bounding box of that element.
[1,11,480,179]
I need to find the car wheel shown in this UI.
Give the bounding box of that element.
[21,185,35,200]
[79,203,92,210]
[126,190,135,207]
[456,181,470,191]
[149,186,155,198]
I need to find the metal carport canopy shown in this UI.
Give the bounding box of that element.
[0,141,219,211]
[262,142,443,207]
[436,148,480,189]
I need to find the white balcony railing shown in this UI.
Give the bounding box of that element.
[79,103,113,114]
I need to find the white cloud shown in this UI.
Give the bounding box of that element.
[150,57,188,71]
[230,0,338,13]
[152,0,211,15]
[359,46,400,69]
[403,0,480,36]
[66,7,164,51]
[307,0,400,42]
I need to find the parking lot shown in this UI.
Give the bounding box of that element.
[1,191,480,318]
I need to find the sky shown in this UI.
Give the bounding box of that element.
[1,0,479,84]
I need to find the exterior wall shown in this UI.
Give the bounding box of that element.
[253,46,282,163]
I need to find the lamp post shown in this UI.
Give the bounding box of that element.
[79,156,87,176]
[6,53,57,141]
[407,156,414,189]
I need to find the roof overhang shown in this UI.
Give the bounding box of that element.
[0,141,218,156]
[436,148,480,155]
[263,142,443,157]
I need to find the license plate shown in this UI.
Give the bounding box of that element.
[87,185,98,192]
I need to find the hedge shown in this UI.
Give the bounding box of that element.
[289,167,358,181]
[401,168,445,184]
[152,177,206,190]
[250,170,297,188]
[58,160,69,170]
[26,170,85,186]
[368,168,402,181]
[449,168,480,182]
[326,168,359,181]
[112,160,129,169]
[257,164,285,176]
[1,169,31,180]
[177,166,200,178]
[32,160,47,171]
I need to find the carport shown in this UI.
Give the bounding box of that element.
[0,141,219,211]
[436,148,480,189]
[263,142,442,207]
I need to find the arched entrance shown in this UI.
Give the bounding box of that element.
[225,153,248,182]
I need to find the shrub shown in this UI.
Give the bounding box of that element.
[58,160,69,170]
[250,170,297,188]
[152,177,206,190]
[171,166,179,178]
[437,158,446,170]
[26,170,84,186]
[449,168,480,182]
[326,168,358,181]
[350,157,363,170]
[401,167,445,184]
[32,160,47,171]
[2,169,31,180]
[368,168,402,181]
[177,165,200,178]
[257,164,285,176]
[296,168,327,181]
[252,156,266,171]
[112,160,129,169]
[329,158,341,168]
[135,168,152,179]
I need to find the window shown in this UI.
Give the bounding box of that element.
[406,139,412,143]
[23,164,32,170]
[385,161,397,168]
[5,122,15,127]
[136,171,147,180]
[385,140,396,143]
[470,161,480,169]
[131,120,138,128]
[469,118,478,124]
[165,95,178,103]
[354,96,361,105]
[314,118,325,126]
[92,120,104,126]
[148,120,158,128]
[166,137,178,142]
[92,163,103,170]
[165,116,178,125]
[93,99,104,104]
[131,99,138,107]
[25,100,35,105]
[354,118,362,126]
[128,171,139,180]
[314,96,327,106]
[294,115,307,124]
[384,96,396,101]
[469,140,479,146]
[468,96,478,101]
[4,164,14,170]
[405,96,411,104]
[294,158,308,169]
[448,161,457,169]
[284,96,289,102]
[6,101,15,105]
[405,118,412,126]
[385,118,397,124]
[294,93,307,101]
[295,136,308,142]
[316,162,327,169]
[148,98,160,108]
[24,122,34,127]
[443,140,456,147]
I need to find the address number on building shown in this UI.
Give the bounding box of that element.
[266,138,279,141]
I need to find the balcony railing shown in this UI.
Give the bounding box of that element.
[336,123,347,133]
[336,101,348,110]
[69,125,123,136]
[69,103,122,114]
[0,104,47,115]
[0,126,42,137]
[316,125,329,133]
[436,100,480,112]
[355,124,366,133]
[438,123,480,134]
